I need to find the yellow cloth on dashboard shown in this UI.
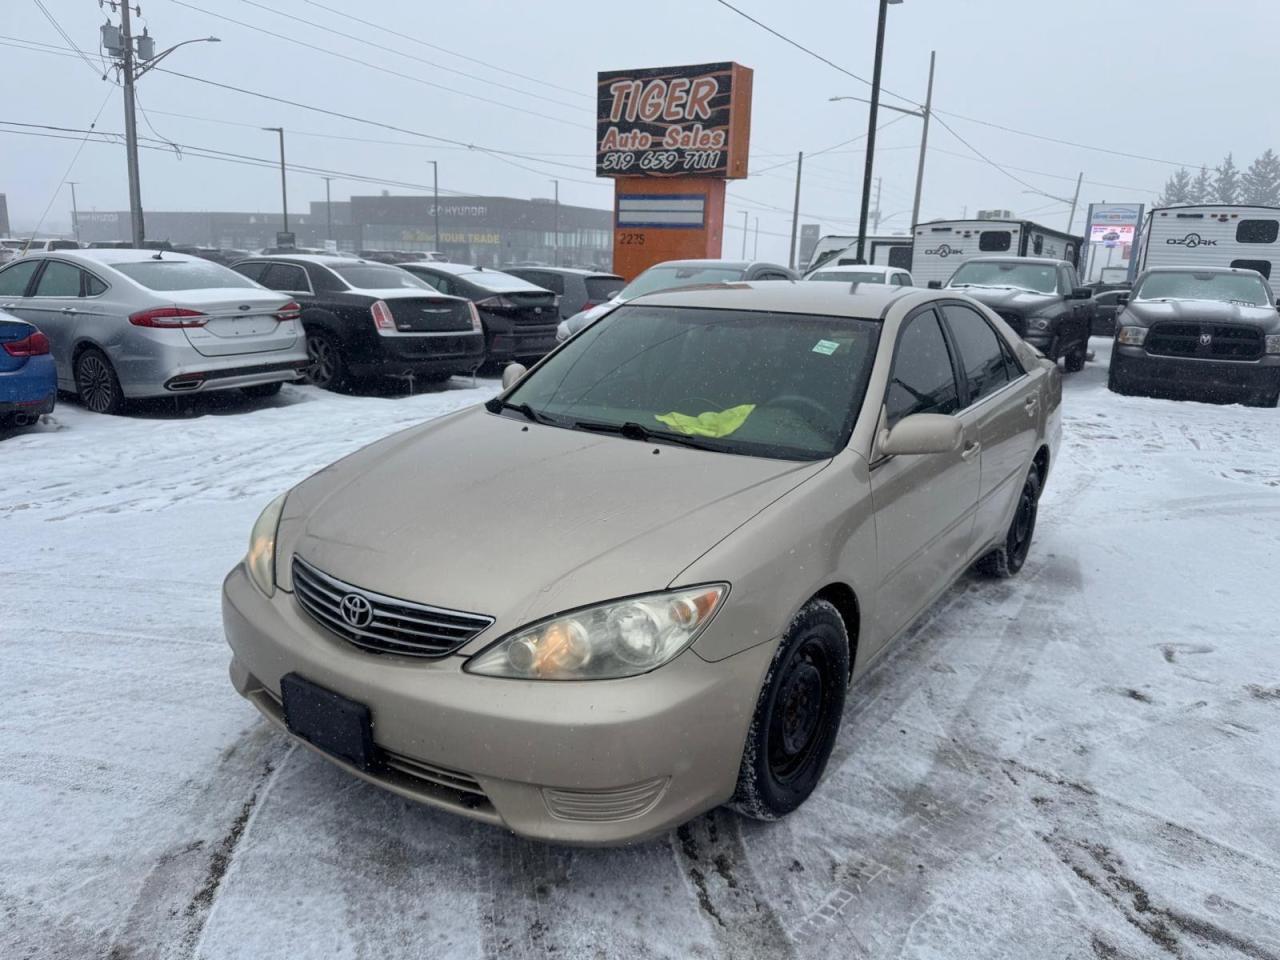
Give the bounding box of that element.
[654,404,756,437]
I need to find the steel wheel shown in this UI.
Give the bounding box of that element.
[767,638,834,785]
[978,466,1041,578]
[76,349,123,415]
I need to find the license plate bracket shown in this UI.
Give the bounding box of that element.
[280,673,377,771]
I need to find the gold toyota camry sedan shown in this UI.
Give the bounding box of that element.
[222,281,1062,845]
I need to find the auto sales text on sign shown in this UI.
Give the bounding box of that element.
[596,62,753,179]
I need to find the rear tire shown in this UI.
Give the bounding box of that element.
[730,599,849,821]
[977,466,1041,578]
[75,347,125,415]
[241,381,283,399]
[303,328,347,391]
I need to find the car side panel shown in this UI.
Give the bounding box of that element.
[970,372,1042,552]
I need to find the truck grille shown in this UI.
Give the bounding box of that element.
[996,311,1026,337]
[291,556,494,658]
[1146,322,1263,361]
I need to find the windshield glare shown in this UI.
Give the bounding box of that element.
[332,264,431,289]
[809,271,885,284]
[506,304,881,460]
[1133,271,1271,306]
[949,261,1059,294]
[618,265,747,300]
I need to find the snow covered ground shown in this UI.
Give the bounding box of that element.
[3,343,1279,960]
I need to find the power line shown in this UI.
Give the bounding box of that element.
[30,0,107,79]
[930,113,1048,195]
[229,0,585,113]
[164,0,589,130]
[302,0,588,100]
[23,90,115,240]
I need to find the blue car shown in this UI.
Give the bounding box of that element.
[0,309,56,429]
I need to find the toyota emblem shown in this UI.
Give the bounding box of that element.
[339,593,374,628]
[1199,333,1212,347]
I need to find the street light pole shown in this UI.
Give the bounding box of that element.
[753,217,759,259]
[119,2,144,246]
[1066,171,1083,233]
[322,176,333,243]
[429,161,440,254]
[855,0,899,264]
[67,181,80,242]
[788,151,804,270]
[550,179,559,266]
[909,50,935,231]
[262,127,288,238]
[741,210,749,258]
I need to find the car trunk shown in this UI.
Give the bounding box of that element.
[175,289,299,358]
[374,292,474,333]
[485,290,558,326]
[0,318,31,373]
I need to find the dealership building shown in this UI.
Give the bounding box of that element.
[75,194,615,268]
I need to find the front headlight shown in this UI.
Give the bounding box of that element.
[1028,317,1052,332]
[246,491,288,596]
[465,584,728,680]
[1117,325,1148,346]
[1266,334,1280,355]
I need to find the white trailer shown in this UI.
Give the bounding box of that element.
[910,219,1082,288]
[1136,204,1279,296]
[804,234,913,272]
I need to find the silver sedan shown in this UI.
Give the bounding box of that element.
[0,249,308,414]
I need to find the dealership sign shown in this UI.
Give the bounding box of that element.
[596,62,753,179]
[1087,203,1143,247]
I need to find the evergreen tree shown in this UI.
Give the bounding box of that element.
[1189,166,1212,204]
[1214,153,1240,204]
[1240,149,1280,205]
[1157,167,1193,206]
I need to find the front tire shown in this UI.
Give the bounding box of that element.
[978,465,1041,578]
[303,328,347,391]
[75,347,125,415]
[730,599,849,821]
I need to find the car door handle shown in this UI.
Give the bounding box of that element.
[1024,396,1038,410]
[1,303,14,310]
[61,307,78,314]
[961,440,981,460]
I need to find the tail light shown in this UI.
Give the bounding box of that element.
[475,295,516,310]
[467,301,482,332]
[275,300,301,322]
[370,300,396,332]
[3,331,51,357]
[129,307,207,328]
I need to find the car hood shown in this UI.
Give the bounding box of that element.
[565,297,624,334]
[949,287,1060,314]
[1121,298,1280,330]
[279,406,827,642]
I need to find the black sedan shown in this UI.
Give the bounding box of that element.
[231,255,484,390]
[397,262,560,362]
[502,266,624,320]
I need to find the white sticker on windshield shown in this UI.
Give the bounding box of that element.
[812,339,840,356]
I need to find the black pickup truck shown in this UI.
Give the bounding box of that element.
[935,256,1094,371]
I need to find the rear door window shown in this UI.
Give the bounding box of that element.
[942,303,1012,405]
[1237,220,1279,244]
[33,261,83,297]
[0,260,41,297]
[232,261,268,283]
[885,310,960,425]
[83,273,108,296]
[979,231,1012,252]
[261,263,310,292]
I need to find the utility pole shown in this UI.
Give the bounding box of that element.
[429,161,440,254]
[788,151,804,270]
[753,217,759,259]
[67,181,80,242]
[872,177,883,232]
[855,0,895,264]
[322,177,333,242]
[909,50,935,231]
[741,210,749,258]
[1067,171,1083,233]
[550,179,559,266]
[262,127,288,238]
[119,2,144,246]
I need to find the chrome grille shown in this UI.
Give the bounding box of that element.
[291,556,493,658]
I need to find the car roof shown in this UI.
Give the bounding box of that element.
[628,279,923,317]
[506,266,622,279]
[958,255,1072,267]
[28,248,205,267]
[808,264,901,274]
[1138,264,1263,275]
[644,259,789,271]
[237,253,374,266]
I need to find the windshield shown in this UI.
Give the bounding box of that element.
[1133,271,1271,307]
[618,264,747,300]
[111,259,259,291]
[331,264,431,290]
[808,270,885,284]
[505,305,881,460]
[459,270,543,292]
[948,261,1059,294]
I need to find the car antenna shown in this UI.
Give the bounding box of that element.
[152,250,164,260]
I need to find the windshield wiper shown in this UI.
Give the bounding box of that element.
[572,418,720,451]
[484,397,550,424]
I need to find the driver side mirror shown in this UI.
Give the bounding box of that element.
[1070,287,1092,300]
[1116,293,1130,305]
[880,414,963,457]
[927,280,943,289]
[501,363,528,390]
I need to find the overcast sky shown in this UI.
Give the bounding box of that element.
[3,0,1277,262]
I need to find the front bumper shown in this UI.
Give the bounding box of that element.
[221,563,775,845]
[1111,345,1280,397]
[348,332,484,379]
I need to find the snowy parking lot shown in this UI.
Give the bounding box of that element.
[4,342,1280,960]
